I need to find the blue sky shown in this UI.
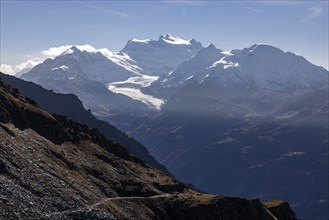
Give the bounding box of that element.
[1,0,328,74]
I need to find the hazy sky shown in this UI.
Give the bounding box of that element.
[1,0,328,74]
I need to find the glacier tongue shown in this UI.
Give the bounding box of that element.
[107,75,164,110]
[108,85,164,110]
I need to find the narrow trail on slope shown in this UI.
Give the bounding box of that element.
[47,193,173,217]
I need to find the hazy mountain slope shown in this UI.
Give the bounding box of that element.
[0,72,168,174]
[0,78,296,220]
[129,85,328,220]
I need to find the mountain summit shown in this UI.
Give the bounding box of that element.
[121,34,203,76]
[158,34,194,45]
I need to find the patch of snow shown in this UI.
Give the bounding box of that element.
[210,56,239,69]
[183,76,194,82]
[98,49,143,75]
[223,63,239,69]
[221,50,233,56]
[51,65,70,71]
[160,34,191,45]
[210,57,229,67]
[223,64,233,69]
[108,85,164,110]
[277,151,306,160]
[76,45,98,53]
[131,38,152,43]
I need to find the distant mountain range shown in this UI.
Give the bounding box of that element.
[14,34,329,219]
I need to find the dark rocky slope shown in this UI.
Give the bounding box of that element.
[0,78,297,219]
[0,72,168,174]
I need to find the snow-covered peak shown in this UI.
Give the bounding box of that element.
[159,34,191,45]
[130,38,152,44]
[21,44,145,85]
[242,44,284,56]
[200,43,329,91]
[156,42,224,89]
[56,45,143,75]
[121,34,203,76]
[59,45,99,57]
[154,41,328,96]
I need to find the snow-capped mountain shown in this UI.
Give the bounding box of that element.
[20,35,204,111]
[20,45,151,114]
[154,43,328,97]
[21,45,143,84]
[147,43,225,98]
[121,34,203,76]
[199,44,328,91]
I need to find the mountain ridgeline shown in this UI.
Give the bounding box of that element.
[16,34,329,219]
[0,77,298,219]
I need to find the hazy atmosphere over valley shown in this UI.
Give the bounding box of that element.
[1,1,328,220]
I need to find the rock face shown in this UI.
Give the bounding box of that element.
[0,78,296,219]
[265,200,297,220]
